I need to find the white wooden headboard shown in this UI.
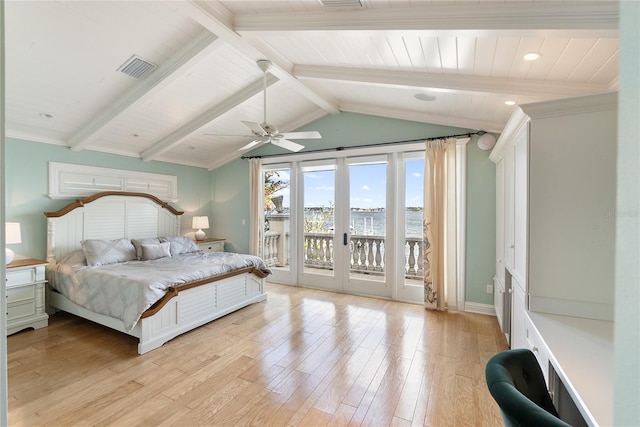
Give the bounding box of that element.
[44,191,183,264]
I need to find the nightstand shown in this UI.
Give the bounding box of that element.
[195,238,225,253]
[6,258,49,335]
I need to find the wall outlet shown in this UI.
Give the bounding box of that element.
[486,284,494,294]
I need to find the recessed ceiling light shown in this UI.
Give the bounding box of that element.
[505,101,516,106]
[39,113,54,119]
[415,93,437,102]
[523,52,541,61]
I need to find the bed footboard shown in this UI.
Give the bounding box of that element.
[137,273,266,354]
[47,272,267,354]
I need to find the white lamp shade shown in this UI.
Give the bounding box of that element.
[192,216,209,229]
[5,222,22,244]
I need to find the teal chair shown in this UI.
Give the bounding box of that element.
[485,349,571,427]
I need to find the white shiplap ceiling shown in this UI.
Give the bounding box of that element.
[5,0,619,170]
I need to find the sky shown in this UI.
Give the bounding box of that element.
[268,158,424,209]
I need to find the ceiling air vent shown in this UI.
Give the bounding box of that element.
[117,55,158,79]
[320,0,364,9]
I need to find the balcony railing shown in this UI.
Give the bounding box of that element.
[263,231,424,279]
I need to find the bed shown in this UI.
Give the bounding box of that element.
[44,191,269,354]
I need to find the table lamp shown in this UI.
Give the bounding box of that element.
[5,222,22,265]
[192,216,209,241]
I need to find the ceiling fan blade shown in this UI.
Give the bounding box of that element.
[238,139,264,151]
[272,138,304,152]
[280,131,322,140]
[242,120,267,136]
[204,133,255,138]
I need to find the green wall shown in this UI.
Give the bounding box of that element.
[211,111,497,305]
[5,138,212,260]
[465,139,497,305]
[6,112,497,306]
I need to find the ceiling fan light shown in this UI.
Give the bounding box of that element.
[415,93,436,102]
[523,52,541,61]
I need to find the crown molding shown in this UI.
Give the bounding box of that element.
[521,92,618,119]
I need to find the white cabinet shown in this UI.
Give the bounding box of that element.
[6,258,49,335]
[491,92,617,348]
[195,238,225,253]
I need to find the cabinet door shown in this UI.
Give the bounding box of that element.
[510,280,527,349]
[513,125,528,285]
[503,145,515,271]
[495,159,505,285]
[494,276,505,332]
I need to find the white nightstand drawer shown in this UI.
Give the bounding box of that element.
[6,269,38,287]
[7,285,36,303]
[196,239,225,253]
[8,300,36,320]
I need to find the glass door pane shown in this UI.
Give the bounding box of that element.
[348,162,387,283]
[263,168,291,275]
[302,164,336,278]
[403,157,425,289]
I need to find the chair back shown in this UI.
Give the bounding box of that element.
[485,349,571,427]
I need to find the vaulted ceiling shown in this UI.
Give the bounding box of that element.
[5,1,619,170]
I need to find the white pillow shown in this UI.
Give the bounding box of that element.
[131,238,160,260]
[81,238,137,267]
[141,242,171,261]
[159,236,199,256]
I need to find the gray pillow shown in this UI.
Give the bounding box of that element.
[141,242,171,261]
[132,237,160,260]
[81,238,137,267]
[159,236,199,256]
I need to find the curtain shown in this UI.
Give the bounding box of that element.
[249,158,262,256]
[423,138,458,310]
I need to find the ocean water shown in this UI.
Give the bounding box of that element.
[301,209,422,237]
[350,210,422,237]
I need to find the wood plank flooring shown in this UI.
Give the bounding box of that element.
[7,283,508,426]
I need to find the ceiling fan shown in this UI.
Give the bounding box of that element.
[206,59,321,153]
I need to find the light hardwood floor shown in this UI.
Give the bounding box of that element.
[8,283,508,426]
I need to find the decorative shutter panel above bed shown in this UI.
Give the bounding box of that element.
[48,162,178,202]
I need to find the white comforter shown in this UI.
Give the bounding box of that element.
[47,251,271,331]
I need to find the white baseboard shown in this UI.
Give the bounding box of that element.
[464,302,496,316]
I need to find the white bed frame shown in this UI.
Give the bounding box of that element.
[44,191,267,354]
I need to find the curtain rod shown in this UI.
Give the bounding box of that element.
[240,131,483,160]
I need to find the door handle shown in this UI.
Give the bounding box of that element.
[343,233,348,246]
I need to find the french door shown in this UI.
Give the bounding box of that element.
[263,149,427,303]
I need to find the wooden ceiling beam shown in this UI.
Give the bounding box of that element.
[141,75,279,162]
[234,2,618,37]
[294,65,611,99]
[69,30,223,152]
[176,1,340,115]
